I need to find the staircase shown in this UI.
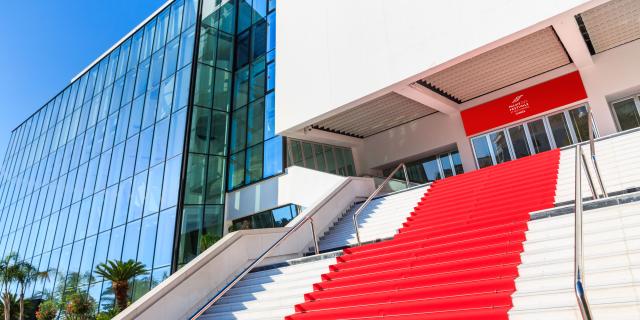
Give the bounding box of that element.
[197,257,337,320]
[510,200,640,319]
[285,150,561,319]
[318,185,429,251]
[555,129,640,204]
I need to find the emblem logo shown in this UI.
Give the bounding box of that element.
[508,94,530,116]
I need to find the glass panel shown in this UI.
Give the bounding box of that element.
[137,214,158,268]
[144,164,164,215]
[121,220,141,262]
[302,142,315,170]
[167,109,187,158]
[210,111,228,156]
[216,32,234,71]
[568,106,591,142]
[230,107,247,153]
[179,206,202,265]
[247,99,264,146]
[199,26,217,66]
[439,154,454,178]
[206,156,225,205]
[488,130,512,164]
[245,144,263,184]
[612,98,640,131]
[129,171,148,222]
[190,107,211,154]
[234,66,250,108]
[194,64,214,108]
[324,146,336,173]
[314,144,326,172]
[527,119,552,153]
[421,157,442,182]
[508,125,531,159]
[185,154,206,205]
[272,206,294,227]
[154,208,176,268]
[203,205,223,249]
[161,156,182,210]
[263,137,282,178]
[158,76,175,121]
[228,152,245,189]
[213,69,232,112]
[548,113,573,148]
[471,136,494,169]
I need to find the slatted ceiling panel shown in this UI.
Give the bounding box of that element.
[580,0,640,54]
[312,92,437,138]
[420,27,571,102]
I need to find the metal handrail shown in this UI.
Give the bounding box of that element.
[574,144,593,320]
[353,163,409,246]
[189,179,355,319]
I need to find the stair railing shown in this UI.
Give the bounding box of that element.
[189,179,360,319]
[353,163,409,246]
[575,144,594,320]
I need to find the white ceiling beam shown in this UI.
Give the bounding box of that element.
[394,85,459,115]
[553,16,594,69]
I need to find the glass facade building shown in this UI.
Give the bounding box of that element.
[0,0,280,308]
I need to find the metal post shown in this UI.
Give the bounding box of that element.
[580,150,598,200]
[309,219,319,255]
[575,144,593,320]
[402,164,410,188]
[587,107,608,198]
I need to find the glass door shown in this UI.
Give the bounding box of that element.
[507,125,531,159]
[526,119,552,153]
[488,130,512,164]
[547,112,574,148]
[567,106,591,142]
[471,136,495,169]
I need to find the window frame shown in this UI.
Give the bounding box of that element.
[609,94,640,132]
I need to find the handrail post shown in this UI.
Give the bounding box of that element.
[587,107,608,198]
[575,144,593,320]
[309,218,319,255]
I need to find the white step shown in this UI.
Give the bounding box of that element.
[202,258,335,319]
[555,130,640,203]
[318,186,428,251]
[512,201,640,318]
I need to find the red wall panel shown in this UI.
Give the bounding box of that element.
[461,71,587,136]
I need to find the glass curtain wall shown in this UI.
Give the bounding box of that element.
[178,0,235,267]
[286,139,356,176]
[0,0,198,309]
[385,151,463,184]
[228,0,280,191]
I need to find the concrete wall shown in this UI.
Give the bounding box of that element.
[579,39,640,136]
[275,0,588,134]
[225,166,368,222]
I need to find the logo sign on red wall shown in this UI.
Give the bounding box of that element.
[460,71,587,136]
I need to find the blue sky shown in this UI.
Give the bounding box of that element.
[0,0,168,164]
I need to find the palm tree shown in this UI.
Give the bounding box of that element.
[94,260,148,312]
[13,261,49,320]
[0,253,18,320]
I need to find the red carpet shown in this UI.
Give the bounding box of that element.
[285,150,561,319]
